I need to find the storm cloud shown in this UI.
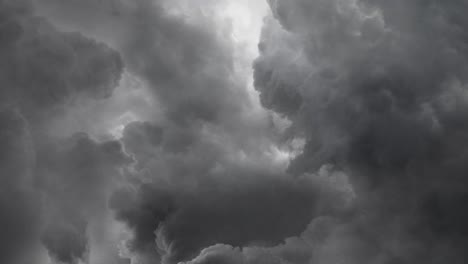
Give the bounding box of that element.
[2,0,468,264]
[0,0,125,263]
[252,0,468,263]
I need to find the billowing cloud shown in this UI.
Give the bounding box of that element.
[3,0,468,264]
[0,0,123,121]
[252,0,468,262]
[0,0,125,263]
[111,164,352,264]
[39,134,132,263]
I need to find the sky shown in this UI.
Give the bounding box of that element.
[2,0,468,264]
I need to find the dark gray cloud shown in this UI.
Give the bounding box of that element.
[1,1,295,263]
[37,0,249,126]
[4,0,468,264]
[0,0,126,263]
[27,1,353,264]
[252,0,468,263]
[110,165,351,264]
[38,134,132,263]
[65,4,344,263]
[0,108,41,264]
[182,211,428,264]
[0,1,123,123]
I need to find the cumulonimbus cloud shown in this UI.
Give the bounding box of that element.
[3,0,468,264]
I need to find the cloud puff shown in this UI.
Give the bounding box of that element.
[0,0,123,122]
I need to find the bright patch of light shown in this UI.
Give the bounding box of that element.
[109,111,139,139]
[270,146,292,165]
[222,0,267,57]
[224,3,253,42]
[220,0,270,115]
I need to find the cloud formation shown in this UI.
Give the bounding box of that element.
[0,0,125,263]
[3,0,468,264]
[252,0,468,263]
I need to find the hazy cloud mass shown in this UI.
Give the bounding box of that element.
[1,0,468,264]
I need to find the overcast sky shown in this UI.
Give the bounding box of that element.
[2,0,468,264]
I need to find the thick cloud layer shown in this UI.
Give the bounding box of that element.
[0,108,40,264]
[111,163,352,263]
[33,1,346,263]
[0,0,125,263]
[0,0,122,120]
[39,134,132,263]
[4,0,468,264]
[251,0,468,263]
